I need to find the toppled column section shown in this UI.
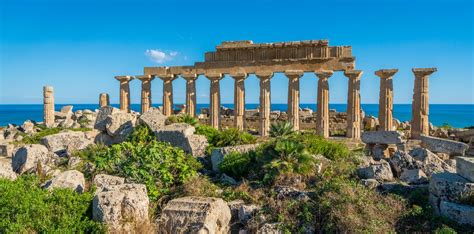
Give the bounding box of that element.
[344,70,363,140]
[315,70,333,138]
[206,73,223,129]
[411,68,437,139]
[256,71,273,136]
[285,70,304,131]
[43,86,55,127]
[136,75,155,114]
[375,69,398,131]
[115,76,134,113]
[158,74,176,116]
[182,73,198,117]
[99,93,110,107]
[231,72,248,131]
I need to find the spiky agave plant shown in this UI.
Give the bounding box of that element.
[269,121,295,138]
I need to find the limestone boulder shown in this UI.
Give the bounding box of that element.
[389,151,417,178]
[0,157,17,180]
[93,183,149,229]
[21,120,36,134]
[94,106,123,131]
[0,142,15,157]
[158,196,231,234]
[93,174,125,192]
[155,123,208,157]
[421,135,469,156]
[40,131,93,155]
[429,172,474,203]
[357,159,394,182]
[361,131,405,145]
[399,169,428,184]
[257,223,283,234]
[363,116,378,131]
[238,204,260,224]
[439,201,474,226]
[12,144,51,174]
[43,170,85,193]
[409,148,455,177]
[457,157,474,182]
[104,112,137,137]
[211,144,259,171]
[138,107,167,132]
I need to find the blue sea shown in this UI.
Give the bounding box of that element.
[0,104,473,128]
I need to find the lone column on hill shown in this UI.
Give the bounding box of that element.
[285,70,304,131]
[115,76,134,113]
[315,70,333,138]
[136,75,155,113]
[206,73,224,129]
[43,86,55,127]
[231,72,248,131]
[256,71,274,137]
[99,93,109,107]
[411,68,437,139]
[158,74,176,116]
[344,70,363,140]
[375,69,398,131]
[182,73,198,117]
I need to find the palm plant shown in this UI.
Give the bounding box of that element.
[179,114,198,126]
[269,121,295,138]
[265,140,315,176]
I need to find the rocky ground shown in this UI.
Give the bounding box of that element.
[0,105,473,233]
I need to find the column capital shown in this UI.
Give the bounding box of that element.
[115,75,134,83]
[157,74,176,82]
[315,70,334,79]
[229,72,248,80]
[344,70,363,80]
[375,69,398,79]
[136,75,155,82]
[412,68,437,78]
[284,70,304,79]
[181,73,199,81]
[205,72,223,81]
[255,71,274,80]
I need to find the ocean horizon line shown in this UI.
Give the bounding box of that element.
[1,103,473,106]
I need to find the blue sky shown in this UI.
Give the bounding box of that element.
[0,0,473,105]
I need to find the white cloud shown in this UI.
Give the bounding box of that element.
[145,49,178,63]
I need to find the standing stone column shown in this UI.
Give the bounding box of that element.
[256,71,274,137]
[411,68,437,139]
[115,76,134,113]
[99,93,110,107]
[230,72,248,131]
[315,70,333,138]
[158,74,176,116]
[136,75,155,113]
[344,70,363,140]
[285,70,304,131]
[43,86,55,127]
[206,73,224,129]
[375,69,398,131]
[182,73,198,117]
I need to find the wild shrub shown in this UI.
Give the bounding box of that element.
[269,121,295,138]
[166,114,198,126]
[127,124,155,144]
[195,124,220,142]
[219,151,256,179]
[293,133,350,161]
[211,128,256,148]
[0,175,104,233]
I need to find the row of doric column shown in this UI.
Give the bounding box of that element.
[110,67,435,139]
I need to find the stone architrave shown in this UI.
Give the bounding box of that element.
[206,73,224,129]
[114,76,134,113]
[43,86,55,127]
[285,70,304,131]
[256,71,274,136]
[374,69,398,131]
[315,70,333,138]
[158,74,176,116]
[136,75,155,114]
[181,73,199,117]
[344,70,363,139]
[230,72,248,131]
[99,93,110,107]
[411,68,437,139]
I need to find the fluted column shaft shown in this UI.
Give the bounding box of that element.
[411,68,437,139]
[375,69,398,131]
[99,93,110,107]
[285,70,304,130]
[137,75,155,113]
[256,72,274,137]
[43,86,54,127]
[182,74,198,117]
[315,71,333,138]
[115,76,134,113]
[207,73,224,129]
[231,73,248,131]
[344,70,363,139]
[159,74,176,116]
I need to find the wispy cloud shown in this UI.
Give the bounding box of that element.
[145,49,178,63]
